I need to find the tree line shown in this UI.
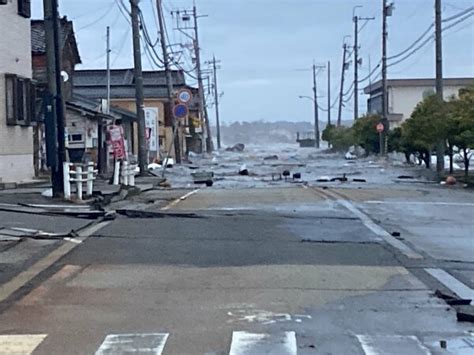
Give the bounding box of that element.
[322,87,474,176]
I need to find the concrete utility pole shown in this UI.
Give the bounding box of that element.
[156,0,181,163]
[191,5,213,153]
[106,26,111,115]
[337,42,348,127]
[43,0,66,197]
[312,64,323,148]
[130,0,148,174]
[435,0,445,172]
[211,56,222,150]
[354,7,374,121]
[381,0,393,155]
[327,60,331,126]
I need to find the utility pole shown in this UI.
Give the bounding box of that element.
[312,64,323,148]
[130,0,148,174]
[106,26,111,115]
[354,7,375,121]
[43,0,65,197]
[435,0,445,172]
[381,1,393,155]
[353,11,360,121]
[337,42,348,127]
[327,60,331,126]
[211,56,222,150]
[191,5,213,153]
[156,0,181,163]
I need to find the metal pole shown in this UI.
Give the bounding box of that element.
[435,0,445,172]
[313,64,320,148]
[156,0,181,163]
[381,0,389,155]
[327,60,331,126]
[337,43,347,127]
[106,26,111,115]
[130,0,148,174]
[213,56,221,150]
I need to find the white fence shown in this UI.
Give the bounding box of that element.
[63,162,98,200]
[113,160,137,187]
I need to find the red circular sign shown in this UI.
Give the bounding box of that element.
[376,123,384,133]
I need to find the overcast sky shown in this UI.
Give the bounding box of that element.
[32,0,474,124]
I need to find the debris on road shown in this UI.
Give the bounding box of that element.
[263,155,279,161]
[446,176,457,185]
[226,143,245,152]
[353,178,367,183]
[191,171,214,186]
[293,173,301,180]
[116,209,204,219]
[282,170,291,180]
[0,203,110,219]
[239,165,249,176]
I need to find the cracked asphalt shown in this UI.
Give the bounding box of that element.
[0,145,473,354]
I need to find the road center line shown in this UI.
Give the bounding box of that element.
[0,221,111,304]
[425,268,474,300]
[161,189,199,210]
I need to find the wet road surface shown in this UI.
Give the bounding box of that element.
[0,145,473,354]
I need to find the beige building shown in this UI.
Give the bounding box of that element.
[0,0,34,183]
[364,78,474,128]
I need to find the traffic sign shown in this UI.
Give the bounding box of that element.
[177,89,193,104]
[376,123,384,133]
[173,104,189,119]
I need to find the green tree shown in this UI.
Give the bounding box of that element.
[322,124,354,152]
[449,87,474,176]
[401,95,448,169]
[352,114,381,155]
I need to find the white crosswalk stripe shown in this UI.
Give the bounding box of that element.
[3,331,471,354]
[229,331,297,355]
[0,334,47,355]
[356,335,431,355]
[95,333,169,355]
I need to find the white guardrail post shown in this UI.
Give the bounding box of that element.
[76,166,83,200]
[87,162,94,196]
[63,162,71,200]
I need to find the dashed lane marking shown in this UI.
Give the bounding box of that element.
[229,331,297,355]
[356,335,431,355]
[308,187,423,259]
[161,189,199,210]
[95,333,169,355]
[0,221,111,304]
[0,334,47,355]
[425,268,474,301]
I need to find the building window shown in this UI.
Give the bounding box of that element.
[18,0,31,18]
[5,74,34,126]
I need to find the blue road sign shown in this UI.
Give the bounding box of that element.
[173,104,189,119]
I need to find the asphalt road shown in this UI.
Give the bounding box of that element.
[0,146,473,354]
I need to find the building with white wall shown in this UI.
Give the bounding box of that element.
[364,78,474,128]
[0,0,34,183]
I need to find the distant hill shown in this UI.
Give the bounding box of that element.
[212,120,353,146]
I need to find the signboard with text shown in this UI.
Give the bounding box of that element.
[108,125,125,160]
[144,107,159,151]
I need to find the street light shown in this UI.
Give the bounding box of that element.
[298,95,319,148]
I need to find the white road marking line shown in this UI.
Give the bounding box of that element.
[356,335,431,355]
[95,333,169,355]
[425,268,474,300]
[0,221,111,304]
[161,189,199,210]
[365,200,474,207]
[0,334,47,355]
[229,331,297,355]
[337,199,423,259]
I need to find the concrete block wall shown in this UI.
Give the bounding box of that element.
[0,0,34,183]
